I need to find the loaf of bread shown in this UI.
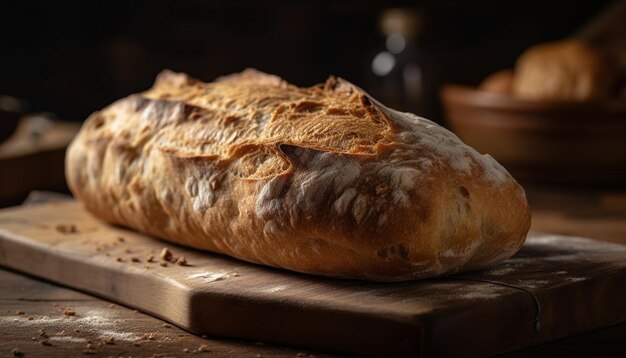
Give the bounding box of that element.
[513,40,617,100]
[66,69,531,281]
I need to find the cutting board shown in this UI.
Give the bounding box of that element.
[0,200,625,357]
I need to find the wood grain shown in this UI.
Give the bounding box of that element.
[0,200,625,357]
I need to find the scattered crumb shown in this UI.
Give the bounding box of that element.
[86,343,95,350]
[82,349,96,355]
[39,329,48,338]
[198,344,210,352]
[159,262,168,267]
[131,257,141,263]
[146,255,155,263]
[108,304,116,308]
[125,248,132,254]
[175,256,187,266]
[183,348,190,353]
[53,303,60,307]
[103,337,115,345]
[117,236,125,242]
[11,348,23,357]
[27,316,34,321]
[116,257,124,262]
[160,248,173,262]
[133,341,142,347]
[201,335,208,339]
[40,339,53,346]
[162,323,171,328]
[142,333,156,340]
[58,330,65,335]
[15,310,24,315]
[63,308,76,316]
[31,337,36,341]
[75,329,80,333]
[133,310,138,313]
[55,223,78,234]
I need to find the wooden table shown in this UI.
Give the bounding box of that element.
[1,185,625,357]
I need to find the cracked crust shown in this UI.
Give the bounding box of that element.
[66,69,531,281]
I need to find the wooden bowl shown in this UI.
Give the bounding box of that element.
[441,85,626,185]
[0,96,27,144]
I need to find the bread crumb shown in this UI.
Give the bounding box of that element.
[103,337,115,345]
[146,255,156,263]
[183,348,190,353]
[198,344,210,352]
[63,308,76,316]
[142,332,156,340]
[160,248,173,262]
[39,329,48,338]
[174,256,187,266]
[133,309,138,313]
[131,257,141,263]
[108,304,116,308]
[125,248,132,254]
[40,339,53,346]
[82,349,96,355]
[11,348,23,357]
[201,334,208,339]
[162,323,171,328]
[56,223,78,234]
[117,236,125,242]
[31,337,37,341]
[86,343,95,350]
[159,262,168,267]
[27,316,34,321]
[133,341,142,347]
[15,310,24,315]
[116,257,124,262]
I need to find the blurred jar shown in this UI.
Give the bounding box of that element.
[369,8,424,114]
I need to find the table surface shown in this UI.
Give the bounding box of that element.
[2,185,626,358]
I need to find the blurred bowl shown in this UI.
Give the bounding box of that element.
[441,85,626,185]
[0,95,28,144]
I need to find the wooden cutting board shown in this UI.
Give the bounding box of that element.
[0,200,625,357]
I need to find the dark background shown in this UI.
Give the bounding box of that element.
[0,0,614,123]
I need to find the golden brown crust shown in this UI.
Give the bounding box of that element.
[66,69,531,281]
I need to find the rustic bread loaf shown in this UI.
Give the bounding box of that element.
[513,40,617,101]
[66,69,531,281]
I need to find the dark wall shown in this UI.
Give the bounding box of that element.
[0,0,613,122]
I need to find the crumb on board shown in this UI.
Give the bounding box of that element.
[103,337,115,345]
[117,236,125,242]
[131,257,141,263]
[175,256,188,266]
[182,348,190,353]
[11,348,24,356]
[116,257,124,262]
[142,333,156,340]
[15,310,24,315]
[160,248,173,262]
[40,339,53,346]
[162,323,171,328]
[198,344,210,352]
[201,334,208,339]
[159,262,168,267]
[63,308,76,316]
[55,223,78,234]
[27,316,34,321]
[146,255,156,263]
[82,349,96,355]
[133,341,142,347]
[39,329,47,338]
[125,248,132,254]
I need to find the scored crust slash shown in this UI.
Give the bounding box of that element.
[65,69,531,281]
